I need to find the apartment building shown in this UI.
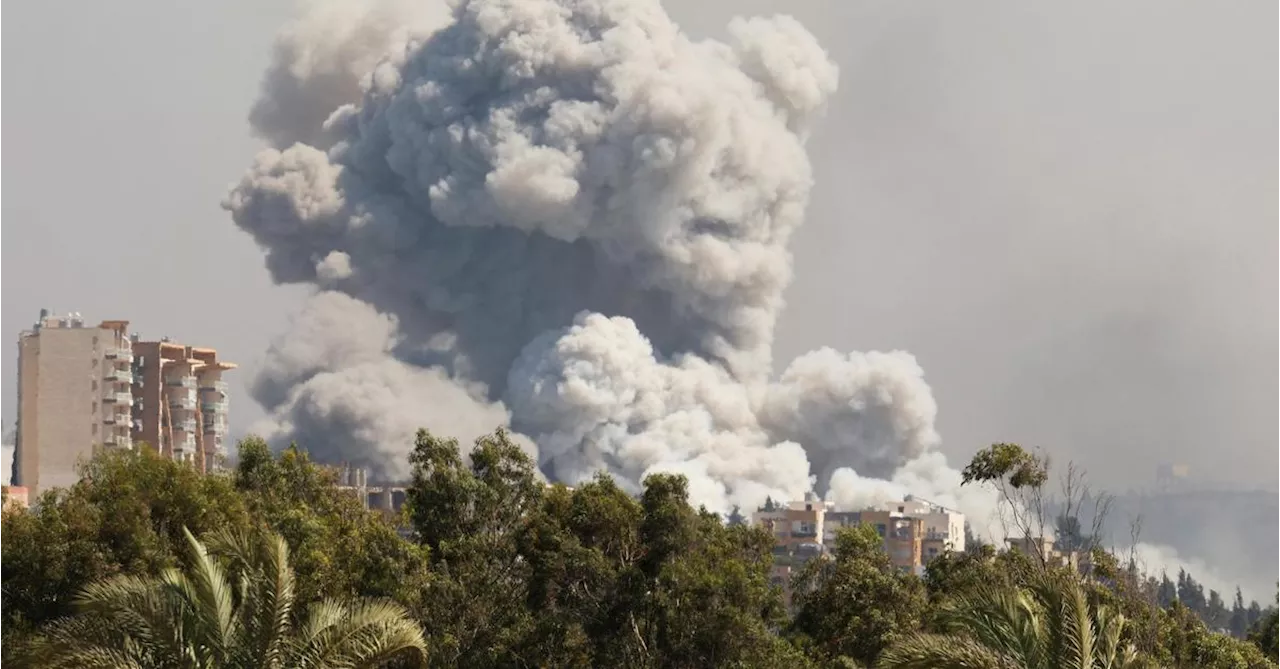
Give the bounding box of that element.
[14,310,235,494]
[14,312,135,494]
[755,492,832,550]
[753,493,831,600]
[752,494,966,604]
[885,497,967,560]
[131,339,235,472]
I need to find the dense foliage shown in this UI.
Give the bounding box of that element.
[21,526,426,668]
[3,436,1276,669]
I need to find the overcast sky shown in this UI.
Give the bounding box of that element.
[3,0,1275,493]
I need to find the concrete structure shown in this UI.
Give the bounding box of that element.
[14,311,135,494]
[883,496,967,559]
[753,494,833,601]
[14,310,235,494]
[131,338,235,472]
[752,494,967,605]
[333,464,410,515]
[857,509,926,574]
[1005,535,1092,573]
[755,492,833,551]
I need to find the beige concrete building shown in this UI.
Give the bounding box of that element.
[132,339,235,473]
[890,497,967,553]
[1005,535,1092,573]
[857,509,926,574]
[755,493,832,550]
[14,312,135,494]
[752,494,967,605]
[14,310,235,494]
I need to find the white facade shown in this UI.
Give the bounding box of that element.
[881,496,966,552]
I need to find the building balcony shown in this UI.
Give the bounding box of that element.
[166,377,196,388]
[202,420,227,435]
[104,347,134,361]
[105,369,134,384]
[199,380,229,394]
[169,397,196,411]
[103,434,132,447]
[103,392,133,405]
[174,420,198,433]
[103,410,132,425]
[201,400,228,414]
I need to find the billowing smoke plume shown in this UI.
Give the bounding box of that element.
[249,0,451,151]
[228,0,994,519]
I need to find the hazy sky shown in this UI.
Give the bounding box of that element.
[3,0,1275,492]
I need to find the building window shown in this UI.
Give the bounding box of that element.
[92,424,98,435]
[92,401,97,414]
[91,380,97,391]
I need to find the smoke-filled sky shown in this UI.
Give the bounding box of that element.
[4,0,1274,490]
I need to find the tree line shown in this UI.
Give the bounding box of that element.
[2,431,1276,668]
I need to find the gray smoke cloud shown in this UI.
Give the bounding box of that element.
[248,0,451,151]
[227,0,992,517]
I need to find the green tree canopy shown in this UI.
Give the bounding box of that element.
[22,526,426,668]
[790,524,928,667]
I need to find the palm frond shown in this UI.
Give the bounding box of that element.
[23,525,423,669]
[936,587,1046,667]
[875,632,1021,669]
[291,599,428,669]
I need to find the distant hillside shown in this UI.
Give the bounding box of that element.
[1071,489,1278,600]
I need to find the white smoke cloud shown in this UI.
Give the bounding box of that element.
[227,0,984,515]
[1123,542,1269,605]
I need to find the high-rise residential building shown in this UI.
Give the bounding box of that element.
[13,310,234,495]
[131,339,235,473]
[14,311,135,494]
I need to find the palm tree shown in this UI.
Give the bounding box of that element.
[877,572,1155,669]
[23,527,427,669]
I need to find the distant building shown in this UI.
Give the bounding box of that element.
[131,339,235,472]
[14,310,234,495]
[333,464,410,517]
[332,465,573,529]
[751,493,966,605]
[1156,463,1191,492]
[1005,535,1092,573]
[15,312,135,494]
